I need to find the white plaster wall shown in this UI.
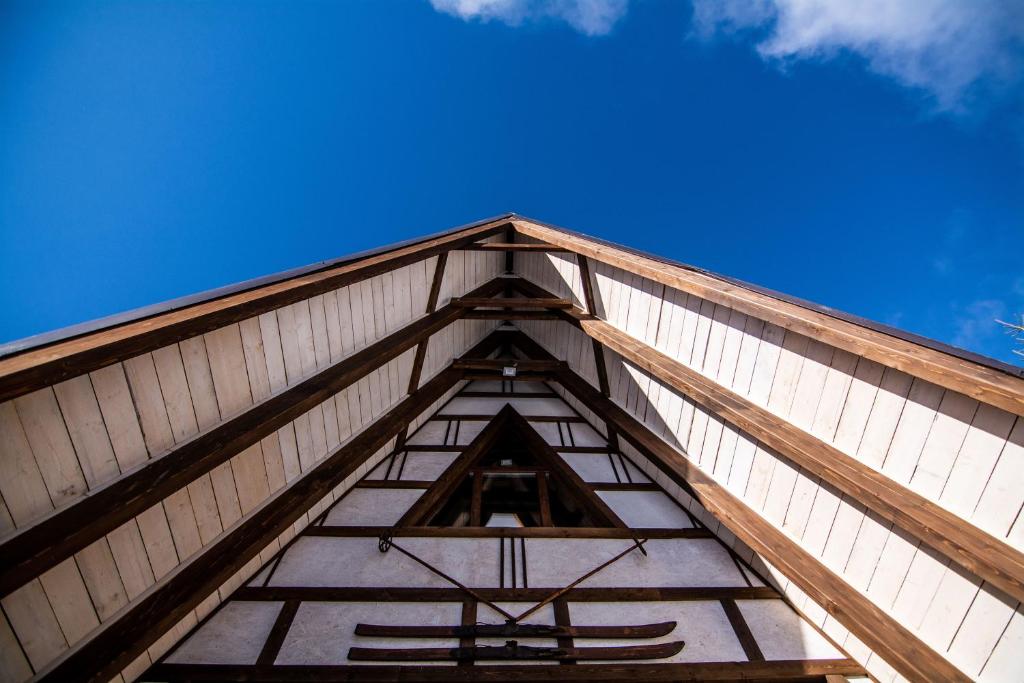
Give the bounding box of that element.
[277,601,461,666]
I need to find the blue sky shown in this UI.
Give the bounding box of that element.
[1,0,1022,365]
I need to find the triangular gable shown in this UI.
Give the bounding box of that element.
[147,377,861,680]
[397,404,626,529]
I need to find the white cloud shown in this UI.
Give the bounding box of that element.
[691,0,1024,112]
[952,298,1007,350]
[428,0,629,36]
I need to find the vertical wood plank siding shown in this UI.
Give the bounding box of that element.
[514,243,1024,682]
[0,246,504,681]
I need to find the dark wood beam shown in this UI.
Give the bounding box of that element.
[463,311,565,320]
[144,659,862,681]
[453,297,572,309]
[453,359,564,372]
[302,526,714,539]
[503,410,626,529]
[590,483,661,492]
[462,242,570,252]
[37,330,510,682]
[405,253,449,395]
[504,223,516,273]
[231,586,779,602]
[721,598,764,662]
[455,391,558,398]
[0,277,505,600]
[355,480,433,489]
[0,219,511,403]
[461,372,556,382]
[396,406,519,527]
[397,252,450,450]
[551,363,971,683]
[433,414,586,422]
[574,255,620,452]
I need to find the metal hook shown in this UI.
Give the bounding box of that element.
[378,534,393,553]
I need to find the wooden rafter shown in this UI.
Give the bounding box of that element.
[35,332,508,682]
[512,218,1024,417]
[0,277,506,600]
[0,218,512,403]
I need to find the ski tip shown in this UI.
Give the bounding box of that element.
[652,620,678,634]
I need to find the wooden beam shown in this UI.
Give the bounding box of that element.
[463,311,564,320]
[504,223,516,273]
[396,406,517,526]
[0,277,505,600]
[557,305,1024,606]
[551,363,972,683]
[434,414,586,422]
[574,254,620,452]
[462,372,556,382]
[231,586,779,602]
[36,330,510,682]
[302,526,714,539]
[144,659,862,681]
[455,391,558,398]
[513,219,1024,417]
[453,297,573,309]
[470,473,483,526]
[537,474,553,527]
[406,253,449,395]
[591,483,661,492]
[398,252,450,451]
[0,218,511,403]
[453,359,564,372]
[720,599,764,662]
[355,480,433,489]
[462,242,570,252]
[503,410,627,529]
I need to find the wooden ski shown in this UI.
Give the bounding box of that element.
[354,621,676,639]
[348,639,685,662]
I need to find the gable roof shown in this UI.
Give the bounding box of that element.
[0,214,1020,683]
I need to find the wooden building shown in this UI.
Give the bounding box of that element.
[0,213,1022,682]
